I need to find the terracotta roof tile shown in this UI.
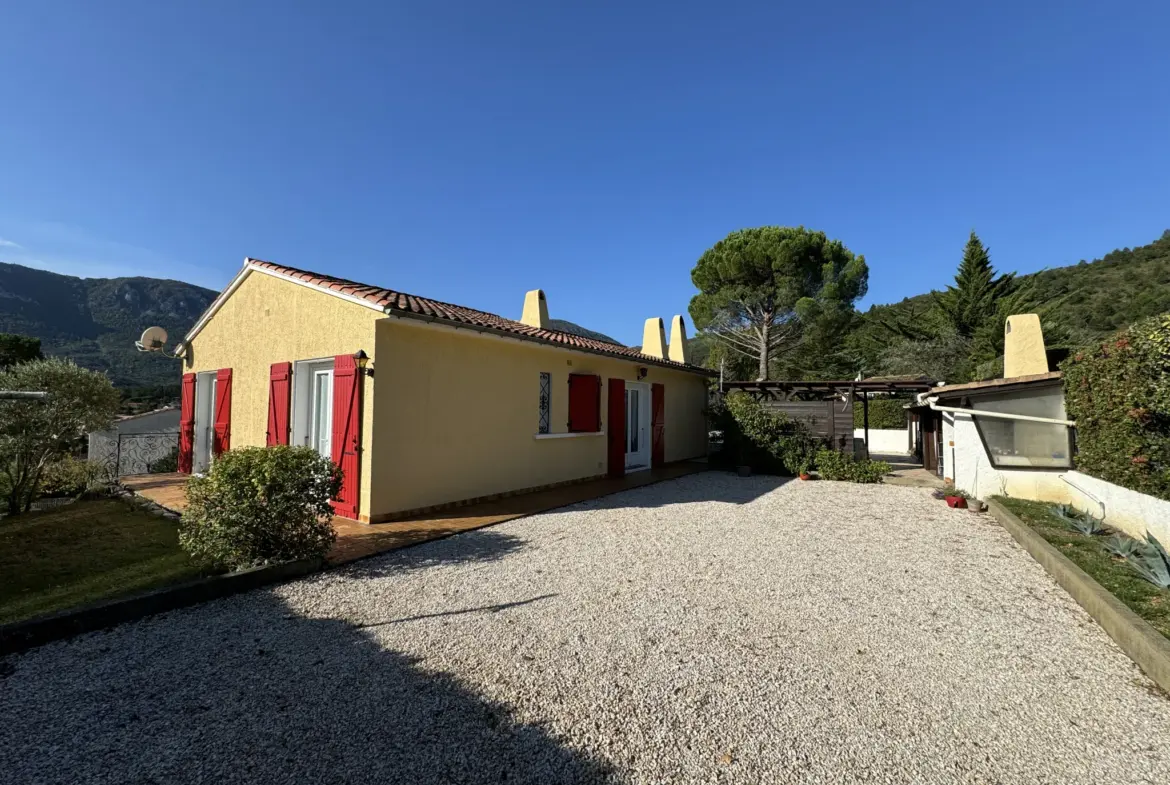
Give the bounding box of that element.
[246,258,711,374]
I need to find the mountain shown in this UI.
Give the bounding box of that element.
[0,262,623,386]
[863,230,1170,345]
[0,263,216,387]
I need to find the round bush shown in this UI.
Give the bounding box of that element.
[180,446,342,570]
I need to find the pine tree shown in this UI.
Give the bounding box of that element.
[932,232,1016,340]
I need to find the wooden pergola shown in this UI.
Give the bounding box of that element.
[720,378,939,458]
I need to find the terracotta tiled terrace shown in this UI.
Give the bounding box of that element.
[122,463,706,565]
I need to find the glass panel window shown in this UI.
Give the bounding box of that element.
[311,370,333,460]
[970,386,1072,468]
[538,372,551,434]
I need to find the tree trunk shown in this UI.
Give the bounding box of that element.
[757,321,770,380]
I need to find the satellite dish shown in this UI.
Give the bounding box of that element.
[136,326,168,353]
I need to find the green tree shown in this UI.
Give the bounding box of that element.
[0,333,43,368]
[0,358,120,515]
[689,226,868,380]
[932,232,1017,341]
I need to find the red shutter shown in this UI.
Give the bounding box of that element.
[607,379,625,478]
[568,374,601,432]
[267,362,292,446]
[212,368,233,456]
[178,373,196,474]
[331,354,362,520]
[651,382,665,467]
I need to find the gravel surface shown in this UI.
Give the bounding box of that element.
[3,473,1169,784]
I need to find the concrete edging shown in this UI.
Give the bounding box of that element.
[0,558,323,656]
[987,498,1170,694]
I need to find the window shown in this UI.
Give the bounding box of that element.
[970,387,1073,469]
[567,374,601,432]
[538,372,551,434]
[292,358,335,457]
[311,369,333,459]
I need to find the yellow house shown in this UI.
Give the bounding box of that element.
[176,258,714,522]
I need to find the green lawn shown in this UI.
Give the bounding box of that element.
[995,497,1170,640]
[0,498,207,625]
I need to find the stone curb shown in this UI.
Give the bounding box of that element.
[987,498,1170,694]
[0,558,323,657]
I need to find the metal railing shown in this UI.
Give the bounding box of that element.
[90,431,180,478]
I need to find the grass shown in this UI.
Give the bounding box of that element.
[995,497,1170,641]
[0,497,207,625]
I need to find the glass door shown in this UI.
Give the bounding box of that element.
[310,370,333,460]
[625,384,649,470]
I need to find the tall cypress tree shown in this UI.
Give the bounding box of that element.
[932,232,1016,339]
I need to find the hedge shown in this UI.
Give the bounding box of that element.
[713,392,818,475]
[1062,313,1170,501]
[852,397,908,429]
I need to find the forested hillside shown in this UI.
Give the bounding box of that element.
[0,263,215,387]
[0,262,623,387]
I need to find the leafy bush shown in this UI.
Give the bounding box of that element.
[180,446,341,570]
[39,456,107,498]
[853,397,908,429]
[718,392,819,475]
[1062,313,1170,500]
[148,445,179,473]
[0,358,120,515]
[814,449,891,483]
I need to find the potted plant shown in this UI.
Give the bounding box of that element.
[796,459,813,481]
[939,486,968,508]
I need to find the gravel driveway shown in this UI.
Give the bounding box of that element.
[3,473,1169,784]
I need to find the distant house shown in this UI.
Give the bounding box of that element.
[88,406,181,476]
[923,314,1073,499]
[175,259,713,522]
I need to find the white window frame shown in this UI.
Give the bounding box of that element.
[292,358,335,455]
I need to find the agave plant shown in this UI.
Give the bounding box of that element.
[1102,534,1141,559]
[1051,504,1107,536]
[1125,534,1170,589]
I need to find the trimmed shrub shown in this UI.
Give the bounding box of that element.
[1062,313,1170,500]
[852,397,909,429]
[716,392,819,475]
[180,446,341,570]
[39,456,107,498]
[814,448,890,483]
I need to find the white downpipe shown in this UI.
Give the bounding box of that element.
[917,395,1076,427]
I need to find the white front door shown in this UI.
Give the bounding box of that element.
[625,382,650,471]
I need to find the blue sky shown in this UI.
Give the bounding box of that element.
[1,1,1168,345]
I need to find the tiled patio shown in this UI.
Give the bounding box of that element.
[122,462,706,564]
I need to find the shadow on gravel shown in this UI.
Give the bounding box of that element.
[0,591,618,785]
[356,593,558,628]
[356,528,528,578]
[576,471,792,511]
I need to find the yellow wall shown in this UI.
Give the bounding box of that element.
[369,318,710,517]
[182,269,382,518]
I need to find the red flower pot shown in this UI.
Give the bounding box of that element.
[945,495,968,509]
[799,473,812,481]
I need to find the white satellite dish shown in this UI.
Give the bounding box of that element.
[136,326,169,353]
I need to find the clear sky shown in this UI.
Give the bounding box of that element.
[1,1,1168,345]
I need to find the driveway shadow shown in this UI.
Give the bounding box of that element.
[0,589,617,784]
[354,528,528,578]
[574,471,792,512]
